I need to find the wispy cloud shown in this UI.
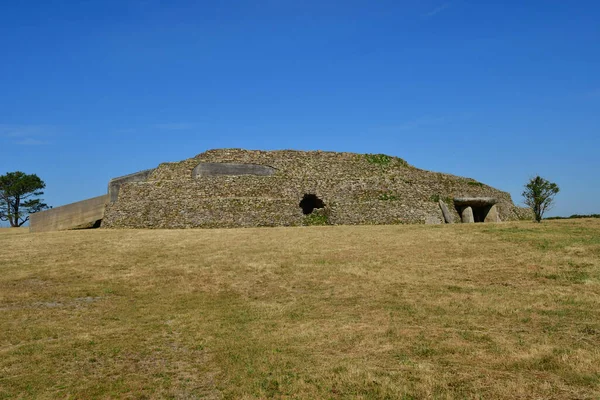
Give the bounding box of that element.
[0,124,53,145]
[423,2,451,18]
[14,138,48,146]
[584,89,600,99]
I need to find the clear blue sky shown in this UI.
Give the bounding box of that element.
[1,0,599,220]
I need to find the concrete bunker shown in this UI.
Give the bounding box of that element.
[299,194,325,215]
[109,169,156,203]
[454,197,500,223]
[29,194,109,233]
[192,162,276,177]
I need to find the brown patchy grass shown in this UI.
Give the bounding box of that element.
[0,220,599,399]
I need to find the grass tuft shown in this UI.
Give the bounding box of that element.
[365,153,393,165]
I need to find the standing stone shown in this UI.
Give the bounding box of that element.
[484,204,501,223]
[438,200,454,223]
[461,206,474,223]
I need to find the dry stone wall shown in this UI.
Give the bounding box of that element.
[102,149,528,229]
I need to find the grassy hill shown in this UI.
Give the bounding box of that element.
[1,221,599,399]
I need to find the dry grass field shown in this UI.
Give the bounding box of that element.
[1,220,599,399]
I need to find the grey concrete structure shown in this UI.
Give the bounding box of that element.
[108,169,155,203]
[192,162,276,178]
[29,195,109,233]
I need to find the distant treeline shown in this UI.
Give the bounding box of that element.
[545,214,600,220]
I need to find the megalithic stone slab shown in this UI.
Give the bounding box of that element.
[485,204,501,223]
[438,200,454,223]
[461,206,474,223]
[29,195,109,233]
[454,197,498,207]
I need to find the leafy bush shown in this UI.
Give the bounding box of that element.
[430,194,452,204]
[365,153,392,165]
[523,176,560,222]
[467,181,484,187]
[304,210,329,226]
[396,157,409,167]
[365,153,409,168]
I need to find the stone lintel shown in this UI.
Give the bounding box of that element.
[454,197,498,207]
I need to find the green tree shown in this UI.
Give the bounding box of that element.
[0,171,50,227]
[522,176,560,222]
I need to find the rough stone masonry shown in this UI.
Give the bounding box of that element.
[100,149,531,229]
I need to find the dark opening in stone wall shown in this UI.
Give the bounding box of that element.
[472,206,489,223]
[299,194,325,215]
[454,197,498,223]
